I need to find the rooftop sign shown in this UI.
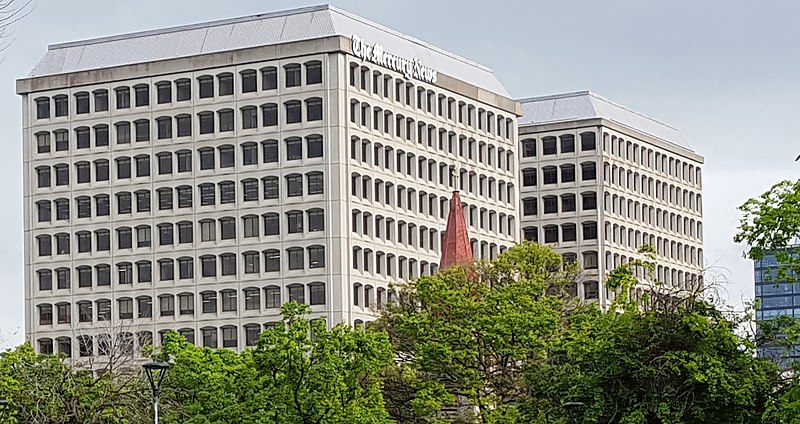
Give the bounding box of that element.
[351,34,438,84]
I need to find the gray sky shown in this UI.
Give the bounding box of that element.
[0,0,795,345]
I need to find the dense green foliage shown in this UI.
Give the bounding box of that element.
[0,242,797,423]
[736,179,800,282]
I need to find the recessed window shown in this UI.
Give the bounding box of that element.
[198,112,214,134]
[199,148,215,170]
[307,172,324,195]
[36,132,50,153]
[288,248,304,270]
[136,190,150,212]
[35,97,50,119]
[75,92,89,114]
[262,176,279,199]
[286,174,303,197]
[262,140,278,163]
[261,66,278,90]
[218,109,234,132]
[285,100,301,124]
[54,95,68,117]
[306,135,323,158]
[156,81,171,104]
[242,106,258,129]
[218,73,233,96]
[580,132,596,151]
[156,117,172,139]
[542,137,556,155]
[54,130,69,151]
[262,103,278,127]
[94,125,109,147]
[219,181,236,204]
[199,183,215,206]
[134,84,149,107]
[288,284,305,303]
[308,209,324,232]
[305,61,322,84]
[582,192,597,210]
[309,282,325,305]
[286,137,302,160]
[198,76,214,99]
[219,145,235,168]
[581,162,597,180]
[115,87,130,109]
[242,143,258,165]
[560,134,575,153]
[241,70,257,93]
[176,79,191,101]
[115,122,131,144]
[308,246,325,268]
[264,251,280,273]
[284,64,301,87]
[134,119,150,142]
[306,97,323,121]
[219,217,236,240]
[94,90,109,112]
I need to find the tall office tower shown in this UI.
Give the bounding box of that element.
[19,5,520,359]
[754,248,800,367]
[518,91,704,308]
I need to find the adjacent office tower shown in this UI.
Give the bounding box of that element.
[517,91,704,307]
[754,248,800,367]
[19,5,520,358]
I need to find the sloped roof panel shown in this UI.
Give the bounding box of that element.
[28,4,508,97]
[519,91,692,150]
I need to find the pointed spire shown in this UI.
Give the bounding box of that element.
[439,191,472,269]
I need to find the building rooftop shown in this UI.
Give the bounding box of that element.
[27,4,509,97]
[518,91,693,151]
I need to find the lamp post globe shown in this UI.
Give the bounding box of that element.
[563,401,586,424]
[143,362,170,424]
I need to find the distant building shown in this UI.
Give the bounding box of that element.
[754,248,800,366]
[517,91,704,307]
[18,4,520,359]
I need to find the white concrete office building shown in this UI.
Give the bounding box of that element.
[19,5,520,358]
[518,91,704,308]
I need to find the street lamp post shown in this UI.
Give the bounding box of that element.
[563,401,586,424]
[143,362,170,424]
[0,399,9,421]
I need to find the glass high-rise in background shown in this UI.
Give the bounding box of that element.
[754,247,800,367]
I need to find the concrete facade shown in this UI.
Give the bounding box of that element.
[518,92,704,308]
[19,5,520,359]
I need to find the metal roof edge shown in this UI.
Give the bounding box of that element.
[48,4,334,50]
[327,5,496,74]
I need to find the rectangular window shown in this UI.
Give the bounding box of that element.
[94,90,108,112]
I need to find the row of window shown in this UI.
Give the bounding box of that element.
[520,162,597,186]
[609,252,702,290]
[34,61,324,120]
[603,193,702,240]
[520,133,597,157]
[350,172,516,225]
[36,283,328,329]
[35,210,324,256]
[604,163,702,214]
[521,222,599,244]
[602,133,701,186]
[34,100,324,155]
[34,176,324,222]
[603,223,703,266]
[349,62,515,140]
[349,102,515,172]
[35,247,325,290]
[521,192,598,216]
[37,315,331,357]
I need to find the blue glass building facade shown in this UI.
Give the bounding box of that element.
[754,249,800,365]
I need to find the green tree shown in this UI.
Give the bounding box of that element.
[378,242,579,423]
[157,302,393,424]
[0,343,144,423]
[735,179,800,281]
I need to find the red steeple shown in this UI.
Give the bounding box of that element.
[439,191,472,269]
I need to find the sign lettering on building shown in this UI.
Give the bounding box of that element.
[351,34,438,84]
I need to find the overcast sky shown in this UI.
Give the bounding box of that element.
[0,0,795,345]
